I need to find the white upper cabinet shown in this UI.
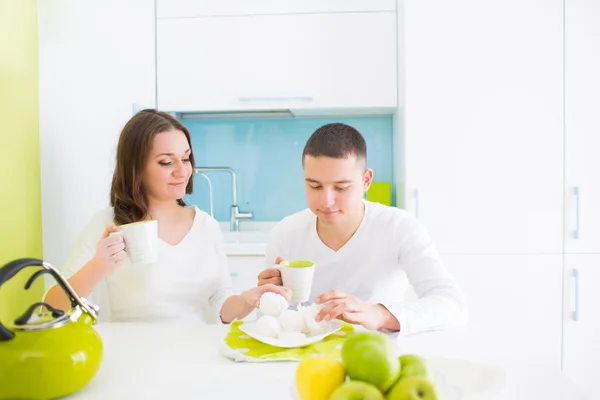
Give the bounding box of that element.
[157,0,395,18]
[157,12,397,113]
[564,0,600,254]
[38,0,156,268]
[403,0,563,254]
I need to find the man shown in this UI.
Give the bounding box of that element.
[258,123,468,335]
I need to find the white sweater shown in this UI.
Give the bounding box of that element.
[264,200,468,336]
[46,206,233,323]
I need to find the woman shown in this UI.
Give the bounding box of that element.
[45,109,289,323]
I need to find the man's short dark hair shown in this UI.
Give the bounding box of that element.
[302,123,367,166]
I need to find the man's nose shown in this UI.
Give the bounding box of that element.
[320,188,335,207]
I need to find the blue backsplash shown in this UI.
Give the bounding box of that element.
[182,116,393,222]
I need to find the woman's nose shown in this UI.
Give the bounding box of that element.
[173,161,187,178]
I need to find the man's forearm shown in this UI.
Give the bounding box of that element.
[376,304,401,332]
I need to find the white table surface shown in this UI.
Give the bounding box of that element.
[67,322,587,400]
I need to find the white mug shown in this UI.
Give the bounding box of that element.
[110,220,158,265]
[277,260,315,304]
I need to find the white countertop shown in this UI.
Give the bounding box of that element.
[69,322,587,400]
[224,242,267,256]
[220,223,274,256]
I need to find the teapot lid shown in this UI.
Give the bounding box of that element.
[7,301,90,333]
[0,258,99,341]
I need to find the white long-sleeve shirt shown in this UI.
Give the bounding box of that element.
[264,200,468,336]
[45,206,234,323]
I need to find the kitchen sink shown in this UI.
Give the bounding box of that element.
[222,230,270,244]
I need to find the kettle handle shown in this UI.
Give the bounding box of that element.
[0,258,45,287]
[0,258,98,341]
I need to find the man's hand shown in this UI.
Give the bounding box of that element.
[257,256,284,286]
[314,290,399,331]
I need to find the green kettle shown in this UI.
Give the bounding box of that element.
[0,258,103,399]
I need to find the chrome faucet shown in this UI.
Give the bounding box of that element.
[194,167,253,231]
[194,172,214,217]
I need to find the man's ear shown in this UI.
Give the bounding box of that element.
[363,168,374,191]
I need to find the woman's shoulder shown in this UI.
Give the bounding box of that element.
[190,205,220,231]
[82,206,115,231]
[92,206,116,222]
[65,207,115,254]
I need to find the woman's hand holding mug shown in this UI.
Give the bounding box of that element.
[94,224,126,273]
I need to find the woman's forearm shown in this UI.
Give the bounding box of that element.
[44,258,105,311]
[219,295,255,323]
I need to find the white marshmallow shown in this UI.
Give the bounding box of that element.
[309,302,323,318]
[258,292,288,317]
[254,315,282,338]
[278,309,305,333]
[298,305,327,335]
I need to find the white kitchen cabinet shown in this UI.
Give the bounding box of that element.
[402,0,563,255]
[38,1,156,268]
[157,12,397,113]
[564,0,600,254]
[563,255,600,399]
[157,0,395,19]
[227,255,266,294]
[443,255,563,368]
[227,255,266,322]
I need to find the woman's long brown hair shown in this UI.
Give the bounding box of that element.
[110,109,195,225]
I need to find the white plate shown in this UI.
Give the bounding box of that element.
[238,321,344,348]
[290,356,506,400]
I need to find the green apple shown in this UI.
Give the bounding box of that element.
[398,354,428,380]
[341,332,400,392]
[329,381,385,400]
[387,376,437,400]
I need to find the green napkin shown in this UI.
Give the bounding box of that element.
[221,320,355,362]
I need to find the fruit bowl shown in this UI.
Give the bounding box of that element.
[291,356,506,399]
[239,320,344,348]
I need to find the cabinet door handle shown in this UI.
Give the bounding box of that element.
[573,186,580,239]
[414,188,420,219]
[238,96,313,102]
[572,268,579,321]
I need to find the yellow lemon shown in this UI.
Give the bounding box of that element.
[295,356,346,400]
